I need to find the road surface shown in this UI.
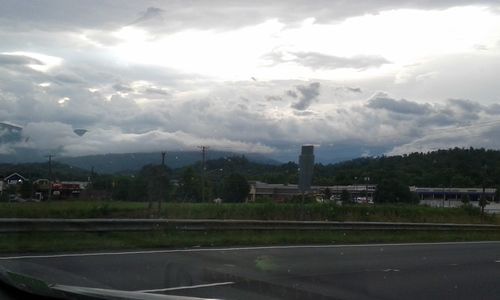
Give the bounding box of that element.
[1,242,500,299]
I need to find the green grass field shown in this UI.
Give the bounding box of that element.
[0,201,496,224]
[0,201,498,253]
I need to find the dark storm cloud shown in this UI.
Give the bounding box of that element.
[367,94,431,115]
[290,82,320,110]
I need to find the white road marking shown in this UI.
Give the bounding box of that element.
[1,241,499,260]
[136,281,235,293]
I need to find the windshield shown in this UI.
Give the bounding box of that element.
[1,1,500,299]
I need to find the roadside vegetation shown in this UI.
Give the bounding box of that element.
[2,230,500,253]
[0,201,496,224]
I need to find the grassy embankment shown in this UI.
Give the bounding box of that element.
[0,201,496,224]
[0,201,498,253]
[3,230,500,253]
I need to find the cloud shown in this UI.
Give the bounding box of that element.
[130,7,164,26]
[293,52,390,70]
[286,90,298,98]
[346,87,362,93]
[18,123,276,157]
[0,54,42,65]
[367,92,431,115]
[265,95,282,101]
[448,98,482,113]
[144,87,169,96]
[263,52,390,70]
[486,103,500,115]
[2,1,500,163]
[53,72,85,84]
[293,110,316,117]
[112,83,134,92]
[3,1,498,33]
[264,51,390,70]
[0,122,23,145]
[289,82,321,110]
[2,70,500,163]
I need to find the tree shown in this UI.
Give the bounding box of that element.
[340,189,352,204]
[460,194,470,206]
[374,178,415,203]
[450,174,474,188]
[19,180,33,199]
[323,187,332,202]
[112,176,147,202]
[139,164,170,212]
[177,167,202,202]
[222,173,250,203]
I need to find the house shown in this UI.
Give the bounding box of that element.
[51,181,89,198]
[34,179,89,199]
[3,173,28,185]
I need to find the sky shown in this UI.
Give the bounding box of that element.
[1,0,500,162]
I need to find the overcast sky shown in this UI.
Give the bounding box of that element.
[1,0,500,161]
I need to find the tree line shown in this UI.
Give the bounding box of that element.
[4,147,500,204]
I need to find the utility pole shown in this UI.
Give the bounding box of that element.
[199,146,209,202]
[480,164,488,217]
[159,151,167,215]
[89,166,94,199]
[46,154,54,201]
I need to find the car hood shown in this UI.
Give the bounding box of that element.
[0,265,218,300]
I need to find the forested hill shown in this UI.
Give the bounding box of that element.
[313,148,500,188]
[170,148,500,188]
[0,162,90,181]
[59,151,280,174]
[3,148,500,189]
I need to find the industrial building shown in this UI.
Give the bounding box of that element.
[248,181,376,203]
[411,186,497,208]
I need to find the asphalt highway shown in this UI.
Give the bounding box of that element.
[1,241,500,300]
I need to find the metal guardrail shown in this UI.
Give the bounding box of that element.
[0,219,500,233]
